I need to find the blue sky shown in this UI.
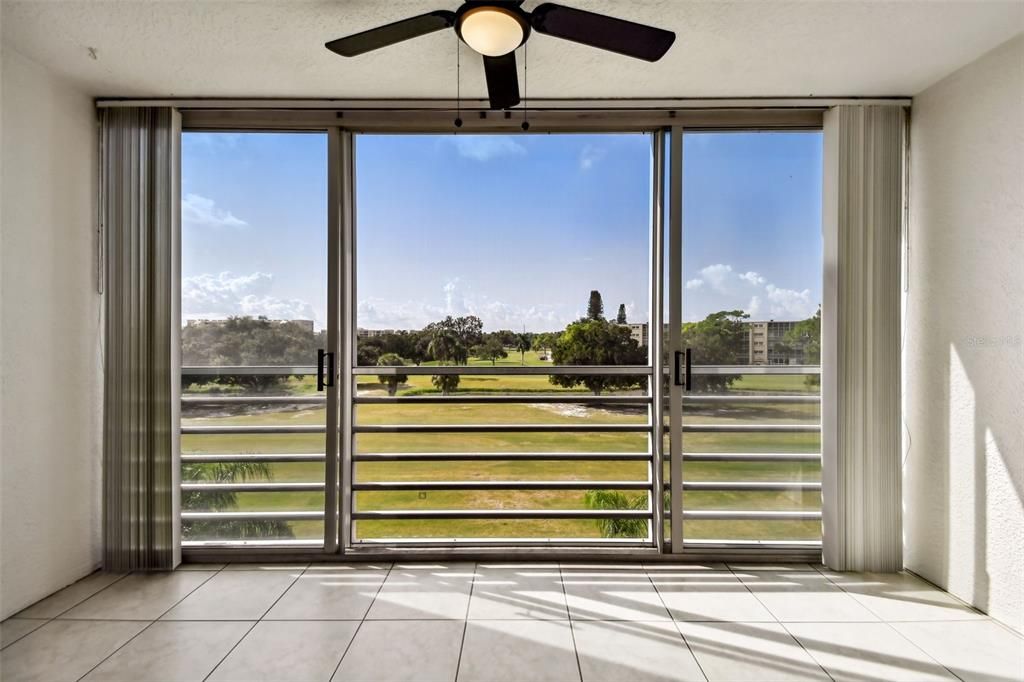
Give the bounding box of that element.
[181,130,821,332]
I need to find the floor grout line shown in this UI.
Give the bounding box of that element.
[645,565,710,682]
[328,561,395,682]
[452,561,478,682]
[73,564,226,682]
[200,563,308,682]
[559,563,586,682]
[726,563,836,682]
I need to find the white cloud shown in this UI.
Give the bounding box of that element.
[182,271,317,324]
[450,136,526,161]
[685,278,704,290]
[579,144,607,170]
[700,264,734,294]
[182,193,247,227]
[739,271,766,286]
[763,284,816,319]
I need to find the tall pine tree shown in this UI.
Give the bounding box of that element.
[587,290,605,320]
[616,304,627,324]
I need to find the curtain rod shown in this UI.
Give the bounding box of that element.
[95,97,912,110]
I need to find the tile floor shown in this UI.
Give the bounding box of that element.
[1,562,1021,682]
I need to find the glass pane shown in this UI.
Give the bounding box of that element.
[180,132,328,545]
[353,133,654,542]
[678,131,824,546]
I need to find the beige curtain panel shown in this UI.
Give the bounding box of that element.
[822,105,905,572]
[101,107,181,571]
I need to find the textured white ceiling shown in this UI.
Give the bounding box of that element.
[2,0,1022,99]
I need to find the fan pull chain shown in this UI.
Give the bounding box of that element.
[521,41,530,131]
[454,34,463,129]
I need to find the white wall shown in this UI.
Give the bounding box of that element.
[904,34,1024,632]
[0,46,102,619]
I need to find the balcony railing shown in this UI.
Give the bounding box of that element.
[179,362,821,550]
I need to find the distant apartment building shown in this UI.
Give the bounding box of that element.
[356,328,397,339]
[623,322,649,347]
[742,320,804,365]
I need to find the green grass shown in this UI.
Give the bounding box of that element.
[182,372,822,542]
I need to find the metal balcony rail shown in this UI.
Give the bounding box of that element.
[180,363,822,547]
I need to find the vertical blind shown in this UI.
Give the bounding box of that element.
[102,107,181,571]
[822,105,905,572]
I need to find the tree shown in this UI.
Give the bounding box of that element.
[549,318,646,395]
[679,310,749,392]
[427,326,464,395]
[514,333,533,365]
[376,353,408,396]
[181,461,294,541]
[783,306,821,387]
[616,304,627,324]
[583,490,648,538]
[474,337,507,365]
[587,290,605,320]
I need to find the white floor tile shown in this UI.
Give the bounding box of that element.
[176,563,226,571]
[468,566,568,620]
[892,620,1024,682]
[573,620,704,682]
[0,620,146,682]
[458,619,580,682]
[650,570,775,622]
[264,569,386,620]
[61,571,215,621]
[786,622,957,681]
[14,572,126,619]
[824,571,986,621]
[734,570,879,622]
[208,620,359,682]
[82,620,252,682]
[561,570,671,621]
[365,565,475,620]
[677,621,829,681]
[332,620,464,682]
[1,618,48,649]
[223,563,310,572]
[161,569,299,621]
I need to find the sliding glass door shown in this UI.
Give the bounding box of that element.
[176,121,825,557]
[666,129,824,552]
[179,131,331,548]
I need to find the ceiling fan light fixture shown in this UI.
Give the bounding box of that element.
[457,5,528,57]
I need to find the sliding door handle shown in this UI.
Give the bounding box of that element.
[317,349,335,391]
[673,349,693,391]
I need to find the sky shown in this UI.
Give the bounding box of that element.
[181,130,822,332]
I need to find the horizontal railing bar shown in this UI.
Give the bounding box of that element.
[181,453,326,463]
[181,511,324,521]
[678,510,822,520]
[182,425,325,435]
[674,424,821,433]
[352,480,652,491]
[362,365,653,376]
[680,481,822,491]
[183,366,316,376]
[681,395,820,403]
[353,423,648,434]
[669,365,822,376]
[351,509,651,520]
[354,395,651,405]
[182,482,325,493]
[182,395,326,405]
[681,452,821,462]
[353,451,652,462]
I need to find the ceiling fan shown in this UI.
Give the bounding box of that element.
[325,1,675,110]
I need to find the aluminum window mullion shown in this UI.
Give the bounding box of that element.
[324,127,342,554]
[340,130,356,553]
[668,125,684,553]
[649,130,666,551]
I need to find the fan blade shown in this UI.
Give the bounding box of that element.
[326,10,455,57]
[483,52,521,109]
[530,3,675,62]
